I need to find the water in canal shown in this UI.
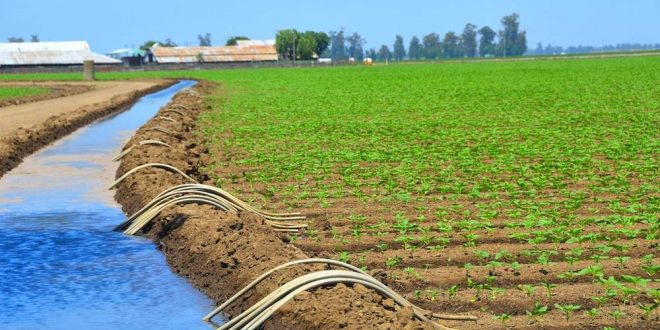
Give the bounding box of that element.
[0,81,216,329]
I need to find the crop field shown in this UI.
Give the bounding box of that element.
[2,56,658,327]
[194,57,659,328]
[0,86,49,101]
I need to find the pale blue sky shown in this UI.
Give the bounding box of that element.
[1,0,658,53]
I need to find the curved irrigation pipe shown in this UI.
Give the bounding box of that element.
[157,116,176,122]
[243,276,450,330]
[162,109,185,117]
[129,184,303,220]
[123,188,242,222]
[217,270,452,330]
[146,127,175,135]
[121,191,243,234]
[123,195,238,235]
[204,258,475,327]
[112,140,173,161]
[170,103,188,110]
[109,163,196,189]
[182,89,199,96]
[204,258,364,321]
[114,183,306,234]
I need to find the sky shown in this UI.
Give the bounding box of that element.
[1,0,658,53]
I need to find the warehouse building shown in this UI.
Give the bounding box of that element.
[146,40,277,64]
[0,41,120,67]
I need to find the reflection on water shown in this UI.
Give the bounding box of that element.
[0,81,217,330]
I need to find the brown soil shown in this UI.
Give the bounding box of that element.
[111,81,442,329]
[0,83,93,108]
[0,80,174,179]
[203,103,658,328]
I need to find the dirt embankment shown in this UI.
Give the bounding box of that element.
[0,80,174,179]
[112,81,435,330]
[0,83,93,108]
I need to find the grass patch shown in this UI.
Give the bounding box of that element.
[0,86,50,101]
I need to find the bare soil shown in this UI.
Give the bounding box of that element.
[111,81,658,329]
[0,80,174,179]
[112,82,439,330]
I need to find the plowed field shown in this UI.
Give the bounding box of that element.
[198,57,659,328]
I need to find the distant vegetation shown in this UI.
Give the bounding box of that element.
[139,38,176,50]
[275,30,330,61]
[527,42,660,56]
[0,86,49,101]
[198,33,212,47]
[6,35,40,43]
[276,13,527,61]
[226,36,250,46]
[272,12,659,62]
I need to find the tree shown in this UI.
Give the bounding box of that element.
[422,33,442,59]
[513,30,528,56]
[296,31,317,60]
[310,31,330,58]
[478,26,496,57]
[7,37,24,43]
[378,45,392,61]
[534,42,544,55]
[443,31,462,58]
[160,38,177,47]
[346,32,366,60]
[408,36,422,60]
[198,33,211,46]
[328,29,347,60]
[140,40,158,51]
[498,13,527,56]
[30,35,39,42]
[393,35,406,60]
[275,29,298,60]
[461,24,477,57]
[366,48,377,60]
[226,36,249,46]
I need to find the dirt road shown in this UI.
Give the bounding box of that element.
[0,80,173,178]
[0,81,160,137]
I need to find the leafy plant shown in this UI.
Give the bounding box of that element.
[554,303,581,321]
[526,301,549,324]
[492,313,510,326]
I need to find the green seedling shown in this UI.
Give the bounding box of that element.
[554,304,581,321]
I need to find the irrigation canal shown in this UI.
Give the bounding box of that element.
[0,81,216,329]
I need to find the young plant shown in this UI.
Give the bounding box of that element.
[541,281,556,297]
[584,308,601,322]
[609,309,625,327]
[492,313,510,326]
[447,284,459,299]
[554,304,581,321]
[526,301,549,324]
[385,256,402,268]
[518,284,536,297]
[425,288,441,301]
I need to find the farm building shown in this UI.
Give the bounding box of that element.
[0,41,120,67]
[107,48,147,66]
[146,40,277,64]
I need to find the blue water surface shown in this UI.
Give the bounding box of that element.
[0,80,217,330]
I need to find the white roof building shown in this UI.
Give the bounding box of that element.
[0,41,120,66]
[235,39,276,47]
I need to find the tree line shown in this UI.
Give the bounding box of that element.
[528,42,660,56]
[6,35,40,43]
[274,13,527,61]
[370,13,527,61]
